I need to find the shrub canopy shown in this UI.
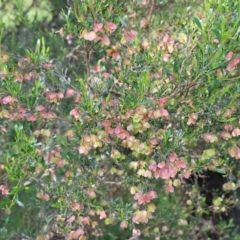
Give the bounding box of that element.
[0,0,240,239]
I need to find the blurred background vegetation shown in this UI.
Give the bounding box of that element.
[0,0,66,57]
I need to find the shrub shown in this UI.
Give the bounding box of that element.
[0,0,239,239]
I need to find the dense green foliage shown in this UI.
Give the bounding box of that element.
[0,0,240,239]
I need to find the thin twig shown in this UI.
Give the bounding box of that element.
[146,0,156,27]
[165,81,201,99]
[86,49,91,79]
[103,181,123,185]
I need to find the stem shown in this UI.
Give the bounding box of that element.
[86,49,91,79]
[86,42,95,80]
[0,28,3,69]
[146,0,156,27]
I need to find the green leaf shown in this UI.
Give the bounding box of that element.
[213,197,222,206]
[105,218,113,225]
[173,179,180,187]
[16,199,24,208]
[213,168,226,174]
[132,113,143,123]
[106,93,111,104]
[51,203,63,208]
[35,38,41,54]
[193,17,202,30]
[201,149,216,160]
[217,117,236,123]
[212,29,222,41]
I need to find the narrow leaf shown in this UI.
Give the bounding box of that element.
[193,17,202,30]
